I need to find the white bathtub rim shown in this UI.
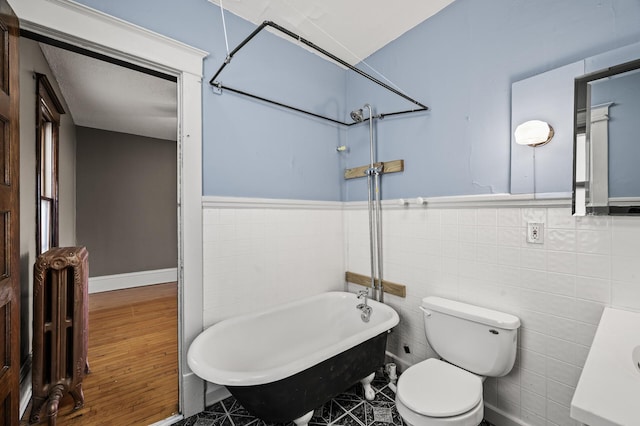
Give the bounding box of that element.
[188,291,399,386]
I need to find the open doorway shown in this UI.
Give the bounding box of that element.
[18,34,180,424]
[10,0,208,420]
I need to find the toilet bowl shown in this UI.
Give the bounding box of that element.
[394,297,520,426]
[395,359,484,426]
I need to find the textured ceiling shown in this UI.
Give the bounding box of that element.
[208,0,455,65]
[40,43,177,141]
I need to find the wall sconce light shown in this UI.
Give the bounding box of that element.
[514,120,554,147]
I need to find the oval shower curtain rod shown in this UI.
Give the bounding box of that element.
[209,20,429,126]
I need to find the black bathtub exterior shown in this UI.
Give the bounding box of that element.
[227,331,389,423]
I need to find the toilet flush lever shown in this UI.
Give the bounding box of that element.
[419,306,431,317]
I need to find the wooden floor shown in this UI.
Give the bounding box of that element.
[22,282,179,426]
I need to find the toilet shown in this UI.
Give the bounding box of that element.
[395,296,520,426]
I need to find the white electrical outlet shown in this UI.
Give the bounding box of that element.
[527,222,544,244]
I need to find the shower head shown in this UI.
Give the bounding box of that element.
[350,109,364,123]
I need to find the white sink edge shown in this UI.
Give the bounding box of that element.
[570,307,640,426]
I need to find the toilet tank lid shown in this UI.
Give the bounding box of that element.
[421,297,520,330]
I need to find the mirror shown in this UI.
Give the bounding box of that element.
[573,57,640,215]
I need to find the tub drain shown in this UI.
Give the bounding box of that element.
[372,407,394,423]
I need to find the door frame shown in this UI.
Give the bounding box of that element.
[10,0,208,418]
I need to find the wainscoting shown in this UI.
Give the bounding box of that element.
[202,197,345,328]
[200,195,640,426]
[346,199,640,426]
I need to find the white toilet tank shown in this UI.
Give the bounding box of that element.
[421,296,520,377]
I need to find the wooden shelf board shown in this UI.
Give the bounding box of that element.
[345,271,406,298]
[344,159,404,180]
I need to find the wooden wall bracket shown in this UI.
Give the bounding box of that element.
[344,159,404,180]
[345,271,406,298]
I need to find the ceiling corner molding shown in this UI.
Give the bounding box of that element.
[11,0,208,76]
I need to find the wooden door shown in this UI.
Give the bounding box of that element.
[0,0,19,424]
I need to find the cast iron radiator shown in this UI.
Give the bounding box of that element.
[30,247,89,425]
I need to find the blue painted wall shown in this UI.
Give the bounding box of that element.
[344,0,640,201]
[73,0,348,201]
[74,0,640,202]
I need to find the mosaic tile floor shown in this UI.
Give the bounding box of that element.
[174,372,494,426]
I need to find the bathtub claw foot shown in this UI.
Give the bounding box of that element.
[360,372,376,401]
[293,410,314,426]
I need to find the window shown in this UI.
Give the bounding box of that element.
[36,73,64,254]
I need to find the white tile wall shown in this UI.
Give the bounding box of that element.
[201,199,640,426]
[345,204,640,426]
[202,204,345,327]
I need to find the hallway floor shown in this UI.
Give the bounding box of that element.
[21,282,179,425]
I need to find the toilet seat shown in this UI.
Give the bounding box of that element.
[397,358,483,418]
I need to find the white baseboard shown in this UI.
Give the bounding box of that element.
[88,268,177,294]
[484,403,531,426]
[182,371,205,418]
[206,382,231,406]
[149,414,183,426]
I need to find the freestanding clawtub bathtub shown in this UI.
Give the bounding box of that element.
[188,291,399,425]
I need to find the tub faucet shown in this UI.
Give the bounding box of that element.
[357,290,369,306]
[356,290,372,323]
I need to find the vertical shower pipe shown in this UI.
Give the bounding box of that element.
[364,105,384,303]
